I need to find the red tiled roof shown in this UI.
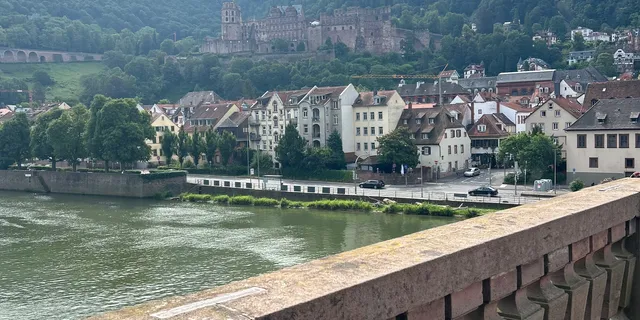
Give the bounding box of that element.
[500,102,531,112]
[584,80,640,106]
[468,114,511,138]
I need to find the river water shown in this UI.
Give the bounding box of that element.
[0,191,458,319]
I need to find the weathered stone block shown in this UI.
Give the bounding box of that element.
[574,254,606,320]
[591,230,609,252]
[546,247,570,273]
[611,223,626,243]
[406,298,444,320]
[612,238,636,308]
[450,282,483,319]
[594,245,625,319]
[527,275,568,320]
[484,270,517,302]
[550,262,589,320]
[571,238,590,261]
[497,288,544,320]
[520,259,544,288]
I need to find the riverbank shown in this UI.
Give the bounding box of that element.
[179,193,495,218]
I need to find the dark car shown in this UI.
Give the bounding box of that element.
[468,186,498,197]
[359,180,385,189]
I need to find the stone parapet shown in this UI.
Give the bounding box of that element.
[90,179,640,319]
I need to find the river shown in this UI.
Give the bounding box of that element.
[0,191,458,319]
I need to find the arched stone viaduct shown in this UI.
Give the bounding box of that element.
[0,48,103,63]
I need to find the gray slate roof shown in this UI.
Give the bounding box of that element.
[553,67,608,93]
[397,81,468,97]
[458,77,497,90]
[568,50,596,60]
[566,98,640,131]
[496,70,555,84]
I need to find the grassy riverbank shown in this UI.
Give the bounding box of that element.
[179,193,495,218]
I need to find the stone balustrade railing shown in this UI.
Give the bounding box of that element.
[91,179,640,320]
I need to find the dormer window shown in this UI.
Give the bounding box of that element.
[478,124,487,132]
[421,133,429,139]
[415,119,422,124]
[428,118,435,124]
[631,112,640,124]
[403,119,408,125]
[596,112,607,124]
[410,134,415,139]
[374,97,381,105]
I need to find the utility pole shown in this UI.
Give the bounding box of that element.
[247,114,251,181]
[554,148,557,194]
[421,165,424,198]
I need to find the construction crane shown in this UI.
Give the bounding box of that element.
[351,64,449,105]
[0,89,33,104]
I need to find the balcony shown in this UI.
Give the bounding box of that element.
[249,118,261,126]
[249,133,261,141]
[312,117,320,122]
[93,178,640,320]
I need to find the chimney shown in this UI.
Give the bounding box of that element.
[470,101,475,121]
[373,89,378,96]
[408,102,413,110]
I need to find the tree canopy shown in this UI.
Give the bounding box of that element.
[497,130,561,179]
[0,112,31,169]
[275,123,307,169]
[377,127,419,170]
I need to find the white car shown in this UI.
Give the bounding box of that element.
[463,168,481,177]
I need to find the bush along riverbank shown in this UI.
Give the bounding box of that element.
[178,193,493,218]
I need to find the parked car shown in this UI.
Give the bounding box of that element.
[463,168,481,177]
[359,180,385,189]
[631,172,640,178]
[468,186,498,197]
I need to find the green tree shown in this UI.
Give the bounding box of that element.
[275,123,306,169]
[334,41,349,58]
[32,83,46,103]
[218,130,236,166]
[572,32,585,51]
[204,127,219,165]
[47,106,89,172]
[300,147,331,171]
[190,128,204,167]
[326,130,346,170]
[222,73,244,100]
[296,42,306,52]
[548,16,567,40]
[251,152,273,173]
[497,131,560,180]
[594,53,616,77]
[86,95,107,166]
[92,97,154,171]
[31,108,64,169]
[161,131,177,165]
[0,112,31,168]
[33,71,54,86]
[271,38,290,53]
[177,126,190,168]
[160,39,175,55]
[377,127,419,170]
[157,99,171,104]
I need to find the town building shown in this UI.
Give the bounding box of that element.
[613,49,640,73]
[571,27,611,42]
[553,67,608,99]
[444,103,473,128]
[517,58,550,72]
[524,98,584,158]
[457,76,497,95]
[565,98,640,185]
[567,50,596,65]
[496,69,555,96]
[201,2,440,56]
[438,70,460,83]
[500,102,531,133]
[397,80,468,104]
[352,90,405,158]
[471,93,499,122]
[397,105,471,176]
[463,63,485,79]
[532,30,557,46]
[184,103,239,135]
[147,111,179,165]
[215,111,251,152]
[584,80,640,108]
[178,91,224,126]
[468,114,515,167]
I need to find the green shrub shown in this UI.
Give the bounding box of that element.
[212,195,230,204]
[181,194,212,202]
[183,159,195,169]
[570,179,585,192]
[503,173,525,185]
[253,197,280,207]
[464,209,480,218]
[280,199,305,208]
[306,199,372,211]
[230,195,255,205]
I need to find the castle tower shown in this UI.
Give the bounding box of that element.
[221,2,243,41]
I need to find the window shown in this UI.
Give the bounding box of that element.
[626,158,635,169]
[565,122,572,129]
[541,111,546,117]
[356,128,361,136]
[371,143,376,150]
[448,146,452,154]
[378,112,383,120]
[450,130,455,137]
[539,123,545,132]
[364,143,368,151]
[577,134,587,148]
[444,133,447,138]
[429,118,435,124]
[620,134,629,148]
[552,122,559,130]
[153,149,158,156]
[303,124,309,134]
[363,113,368,121]
[454,145,458,154]
[607,134,618,148]
[456,130,461,138]
[303,108,308,118]
[356,143,361,151]
[460,145,464,153]
[555,110,561,117]
[637,134,640,148]
[370,112,375,120]
[421,133,428,139]
[478,109,483,115]
[403,119,408,125]
[333,114,338,125]
[589,157,598,168]
[379,127,384,135]
[356,113,360,121]
[371,127,375,135]
[415,119,422,124]
[421,146,431,155]
[477,124,486,132]
[363,127,368,135]
[171,126,175,132]
[595,134,604,148]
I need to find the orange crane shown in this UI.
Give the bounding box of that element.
[0,89,33,104]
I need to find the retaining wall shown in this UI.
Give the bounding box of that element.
[0,170,186,198]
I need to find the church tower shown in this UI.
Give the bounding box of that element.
[221,2,243,41]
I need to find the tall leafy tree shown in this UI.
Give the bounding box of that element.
[377,127,419,170]
[204,128,219,165]
[326,130,346,170]
[47,106,89,172]
[275,123,306,169]
[218,130,237,166]
[177,126,190,168]
[31,108,64,169]
[497,131,560,179]
[0,112,31,169]
[161,131,177,165]
[190,128,205,167]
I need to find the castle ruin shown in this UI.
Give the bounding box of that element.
[201,2,440,55]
